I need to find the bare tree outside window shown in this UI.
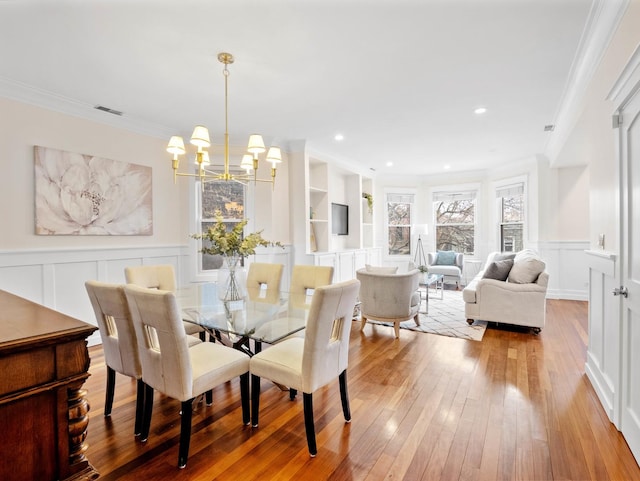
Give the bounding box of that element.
[387,195,413,255]
[434,198,475,254]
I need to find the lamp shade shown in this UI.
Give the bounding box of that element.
[190,125,211,149]
[413,224,429,236]
[266,146,282,165]
[167,136,186,155]
[247,134,266,154]
[240,154,253,172]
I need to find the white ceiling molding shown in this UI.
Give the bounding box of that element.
[0,75,174,140]
[607,42,640,105]
[544,0,630,167]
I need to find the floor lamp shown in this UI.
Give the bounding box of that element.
[413,224,428,268]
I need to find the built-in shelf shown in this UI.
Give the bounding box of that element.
[310,219,328,223]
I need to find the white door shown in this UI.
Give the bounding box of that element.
[619,84,640,464]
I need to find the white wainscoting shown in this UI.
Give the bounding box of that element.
[0,245,189,346]
[0,245,293,347]
[584,249,620,427]
[536,241,590,300]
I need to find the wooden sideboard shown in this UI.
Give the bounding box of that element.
[0,290,98,481]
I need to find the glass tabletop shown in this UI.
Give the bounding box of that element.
[418,272,444,286]
[176,283,311,345]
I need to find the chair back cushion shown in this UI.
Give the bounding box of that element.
[125,264,176,292]
[85,280,141,379]
[302,279,360,392]
[435,251,457,265]
[124,285,193,400]
[356,268,420,319]
[246,262,284,291]
[290,265,334,296]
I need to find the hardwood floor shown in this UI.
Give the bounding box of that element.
[84,299,640,480]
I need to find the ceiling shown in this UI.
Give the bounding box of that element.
[0,0,598,176]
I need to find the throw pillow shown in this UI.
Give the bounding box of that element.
[493,252,516,262]
[482,259,514,281]
[365,264,398,274]
[508,258,546,284]
[435,251,457,266]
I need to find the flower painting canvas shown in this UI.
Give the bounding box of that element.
[35,146,153,235]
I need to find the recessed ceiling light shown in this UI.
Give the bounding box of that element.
[544,125,555,132]
[386,161,393,167]
[444,164,451,170]
[474,107,487,115]
[334,134,344,141]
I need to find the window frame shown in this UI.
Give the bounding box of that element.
[432,185,479,256]
[189,176,255,282]
[384,189,416,259]
[495,178,526,253]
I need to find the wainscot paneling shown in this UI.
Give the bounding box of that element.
[536,240,590,300]
[584,249,620,427]
[0,246,189,346]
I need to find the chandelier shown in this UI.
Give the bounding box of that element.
[166,52,282,187]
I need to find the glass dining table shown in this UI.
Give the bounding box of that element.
[177,283,311,355]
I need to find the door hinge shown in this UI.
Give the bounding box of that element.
[612,114,622,128]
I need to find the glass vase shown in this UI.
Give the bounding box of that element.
[218,254,247,301]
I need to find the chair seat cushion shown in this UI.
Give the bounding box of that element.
[250,338,304,391]
[427,265,461,277]
[190,342,250,400]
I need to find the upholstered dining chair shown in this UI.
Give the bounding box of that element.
[356,268,421,339]
[123,284,251,468]
[125,264,206,341]
[249,278,360,457]
[289,264,334,297]
[85,280,145,436]
[246,262,284,291]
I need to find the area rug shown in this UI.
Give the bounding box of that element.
[358,289,488,341]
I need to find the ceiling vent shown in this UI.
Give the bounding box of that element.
[544,124,555,132]
[94,105,123,116]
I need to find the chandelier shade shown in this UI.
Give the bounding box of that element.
[166,52,282,187]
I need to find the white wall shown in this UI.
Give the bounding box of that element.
[0,96,290,338]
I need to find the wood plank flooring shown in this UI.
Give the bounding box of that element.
[83,299,640,480]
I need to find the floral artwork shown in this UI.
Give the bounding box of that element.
[34,146,152,235]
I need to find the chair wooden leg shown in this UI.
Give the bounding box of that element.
[205,390,213,406]
[303,393,317,457]
[199,330,207,342]
[360,316,367,332]
[289,388,297,400]
[414,313,420,326]
[104,366,116,417]
[134,379,145,436]
[178,399,194,468]
[339,370,351,422]
[240,373,250,425]
[251,374,260,427]
[394,322,400,339]
[140,383,154,442]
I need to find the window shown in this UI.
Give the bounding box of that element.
[386,193,414,256]
[496,183,524,252]
[433,191,476,254]
[198,180,246,271]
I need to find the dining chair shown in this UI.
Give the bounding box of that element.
[249,278,360,457]
[125,264,206,341]
[85,280,145,436]
[289,264,334,297]
[123,284,251,468]
[246,262,284,291]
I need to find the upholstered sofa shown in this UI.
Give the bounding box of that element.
[462,249,549,333]
[427,251,464,287]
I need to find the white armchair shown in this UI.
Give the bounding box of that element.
[356,268,421,339]
[427,251,464,287]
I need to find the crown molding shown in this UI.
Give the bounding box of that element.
[544,0,630,167]
[0,76,175,140]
